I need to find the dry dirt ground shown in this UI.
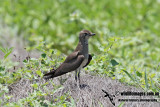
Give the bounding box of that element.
[7,73,160,107]
[0,23,160,107]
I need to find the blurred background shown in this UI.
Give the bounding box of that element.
[0,0,159,53]
[0,0,160,95]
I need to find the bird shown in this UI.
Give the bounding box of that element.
[44,30,95,87]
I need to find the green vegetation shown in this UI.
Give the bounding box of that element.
[0,0,160,106]
[0,46,75,106]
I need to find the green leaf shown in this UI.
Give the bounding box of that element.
[4,51,12,59]
[31,84,38,89]
[0,66,5,71]
[0,47,13,58]
[0,91,5,97]
[9,47,14,52]
[41,53,46,58]
[0,47,6,53]
[36,70,42,77]
[118,102,125,107]
[41,59,46,64]
[111,59,119,66]
[136,71,142,77]
[123,70,135,82]
[41,82,49,87]
[1,47,13,59]
[145,70,148,90]
[23,59,28,63]
[150,77,155,90]
[63,104,67,107]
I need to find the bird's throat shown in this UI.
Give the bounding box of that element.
[84,39,88,45]
[75,39,89,55]
[82,39,89,56]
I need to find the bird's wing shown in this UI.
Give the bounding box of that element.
[64,51,79,63]
[83,54,92,68]
[52,54,84,77]
[43,68,56,79]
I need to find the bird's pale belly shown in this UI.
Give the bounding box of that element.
[81,58,88,67]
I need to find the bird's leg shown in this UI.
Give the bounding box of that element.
[78,68,81,87]
[75,70,78,82]
[75,69,81,88]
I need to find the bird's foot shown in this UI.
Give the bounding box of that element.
[79,84,89,89]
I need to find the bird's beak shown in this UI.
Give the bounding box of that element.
[90,33,96,36]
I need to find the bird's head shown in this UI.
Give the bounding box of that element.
[79,30,96,40]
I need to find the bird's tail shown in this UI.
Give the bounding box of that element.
[43,68,56,80]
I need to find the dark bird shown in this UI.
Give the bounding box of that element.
[44,30,95,87]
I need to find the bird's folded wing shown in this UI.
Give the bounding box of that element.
[52,55,84,77]
[64,51,79,63]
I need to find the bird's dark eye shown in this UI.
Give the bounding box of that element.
[84,33,88,36]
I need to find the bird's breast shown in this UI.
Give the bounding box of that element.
[80,54,88,67]
[82,58,88,66]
